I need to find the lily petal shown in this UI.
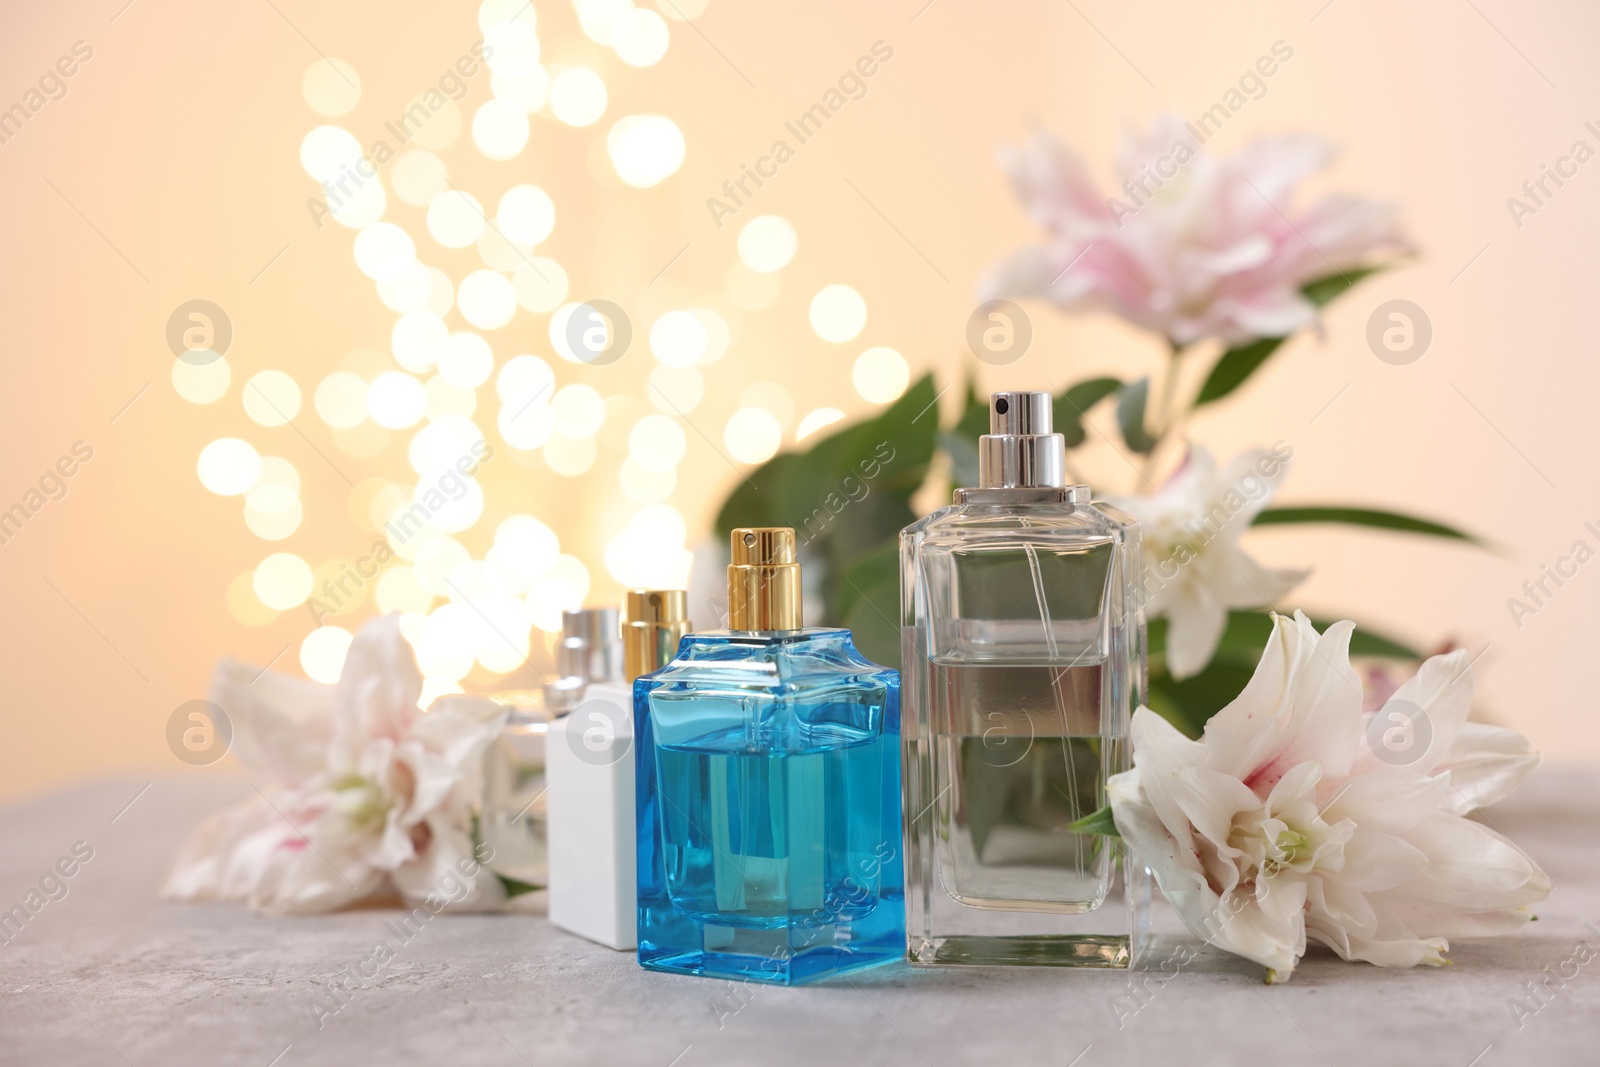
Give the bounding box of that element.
[1338,830,1428,893]
[1403,812,1551,910]
[1161,582,1230,680]
[1320,768,1451,835]
[1170,766,1261,853]
[1362,648,1473,776]
[1436,723,1543,814]
[1126,708,1209,845]
[1206,613,1363,787]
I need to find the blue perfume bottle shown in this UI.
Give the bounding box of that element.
[635,527,904,984]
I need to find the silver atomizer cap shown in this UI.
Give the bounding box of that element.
[978,391,1068,489]
[543,607,622,713]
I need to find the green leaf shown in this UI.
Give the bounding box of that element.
[716,378,934,536]
[1194,267,1384,409]
[714,374,939,540]
[1253,506,1482,546]
[836,544,902,668]
[1066,803,1121,838]
[1148,661,1259,738]
[1343,625,1424,661]
[836,541,900,621]
[1116,377,1155,454]
[942,377,996,488]
[953,376,992,441]
[1148,609,1421,671]
[1300,267,1382,307]
[713,452,800,533]
[715,375,938,624]
[942,430,981,491]
[1193,335,1281,409]
[1055,377,1121,448]
[496,874,542,899]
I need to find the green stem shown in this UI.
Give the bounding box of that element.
[1140,341,1186,485]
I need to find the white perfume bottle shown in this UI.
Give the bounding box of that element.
[480,608,622,895]
[548,591,689,949]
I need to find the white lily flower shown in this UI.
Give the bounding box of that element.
[163,615,508,914]
[1111,444,1308,678]
[1108,610,1549,981]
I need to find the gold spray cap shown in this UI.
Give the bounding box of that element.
[621,589,690,681]
[726,527,801,631]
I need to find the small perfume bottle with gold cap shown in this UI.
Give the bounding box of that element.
[634,528,904,984]
[548,590,690,949]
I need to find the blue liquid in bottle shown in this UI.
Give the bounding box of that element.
[635,628,903,984]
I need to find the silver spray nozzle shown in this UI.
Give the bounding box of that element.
[543,607,622,713]
[978,391,1067,489]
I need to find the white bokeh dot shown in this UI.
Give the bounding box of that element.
[367,372,427,428]
[492,65,550,111]
[614,9,670,66]
[649,310,707,367]
[551,383,605,438]
[496,186,555,246]
[302,59,361,117]
[607,116,685,188]
[300,125,363,182]
[738,216,797,273]
[544,433,597,476]
[378,260,435,312]
[301,626,354,683]
[472,99,531,160]
[549,68,608,126]
[427,190,487,248]
[243,370,302,427]
[392,150,449,206]
[723,408,782,465]
[852,346,910,403]
[244,485,302,541]
[809,284,867,343]
[173,357,231,405]
[354,223,417,282]
[513,258,568,312]
[253,552,314,610]
[628,414,686,471]
[198,438,262,496]
[438,332,495,389]
[329,177,386,229]
[316,372,368,428]
[392,311,449,373]
[457,270,517,330]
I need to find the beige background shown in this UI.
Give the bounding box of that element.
[1,0,1594,803]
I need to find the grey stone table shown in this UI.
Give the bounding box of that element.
[2,770,1597,1067]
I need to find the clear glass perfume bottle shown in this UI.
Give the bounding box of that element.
[481,608,622,892]
[635,528,904,984]
[901,391,1149,968]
